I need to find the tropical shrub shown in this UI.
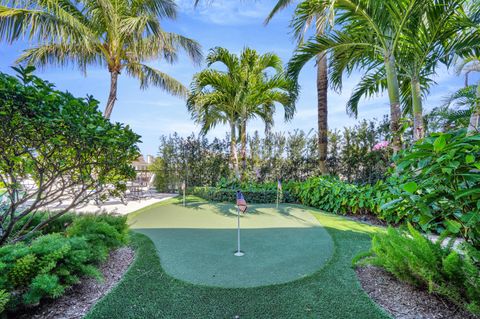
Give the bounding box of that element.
[356,224,480,314]
[382,130,480,247]
[67,214,129,262]
[288,176,382,215]
[0,67,140,245]
[0,213,128,313]
[0,289,9,314]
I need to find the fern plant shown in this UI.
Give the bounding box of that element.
[357,224,480,314]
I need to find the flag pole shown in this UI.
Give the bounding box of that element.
[234,204,244,257]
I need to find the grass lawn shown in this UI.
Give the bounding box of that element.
[86,198,390,319]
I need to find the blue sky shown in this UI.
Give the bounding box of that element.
[0,0,477,156]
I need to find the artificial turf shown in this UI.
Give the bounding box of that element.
[131,198,334,287]
[86,199,391,319]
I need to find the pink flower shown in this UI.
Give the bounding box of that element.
[373,141,389,150]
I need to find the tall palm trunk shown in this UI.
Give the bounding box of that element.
[384,54,402,151]
[230,122,240,179]
[104,70,119,119]
[317,53,328,174]
[467,81,480,133]
[411,76,424,140]
[240,120,247,180]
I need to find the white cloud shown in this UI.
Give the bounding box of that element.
[177,0,288,26]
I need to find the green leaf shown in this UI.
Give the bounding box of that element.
[433,135,446,152]
[402,182,418,194]
[465,154,475,164]
[454,188,480,199]
[444,220,461,234]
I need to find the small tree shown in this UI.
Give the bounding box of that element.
[0,67,140,245]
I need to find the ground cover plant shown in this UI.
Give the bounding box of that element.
[356,224,480,314]
[0,213,129,315]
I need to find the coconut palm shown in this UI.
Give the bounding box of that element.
[266,0,335,174]
[286,0,440,151]
[0,0,202,118]
[187,47,297,179]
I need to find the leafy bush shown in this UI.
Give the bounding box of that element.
[0,213,128,313]
[67,214,129,262]
[382,130,480,247]
[189,186,297,204]
[0,290,9,314]
[0,67,140,245]
[356,224,480,314]
[287,176,382,215]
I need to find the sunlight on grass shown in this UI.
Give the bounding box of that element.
[313,212,383,235]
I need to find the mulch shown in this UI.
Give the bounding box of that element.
[356,265,479,319]
[15,246,135,319]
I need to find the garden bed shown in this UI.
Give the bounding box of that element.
[356,265,478,319]
[16,246,135,319]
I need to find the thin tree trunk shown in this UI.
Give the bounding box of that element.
[104,71,119,119]
[384,54,402,151]
[230,123,240,179]
[467,81,480,134]
[317,53,328,175]
[240,120,247,180]
[411,76,424,140]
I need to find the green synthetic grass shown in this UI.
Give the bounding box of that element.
[86,202,390,319]
[130,197,334,287]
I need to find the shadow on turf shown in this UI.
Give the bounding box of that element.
[173,198,314,224]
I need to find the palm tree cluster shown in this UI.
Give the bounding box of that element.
[284,0,480,148]
[0,0,202,118]
[187,47,298,179]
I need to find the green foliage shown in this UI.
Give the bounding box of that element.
[0,213,128,313]
[0,67,140,245]
[67,214,129,262]
[357,224,480,314]
[0,290,9,314]
[327,118,392,184]
[153,119,393,192]
[189,186,296,204]
[288,176,381,215]
[382,129,480,247]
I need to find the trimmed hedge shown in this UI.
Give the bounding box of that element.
[188,186,297,204]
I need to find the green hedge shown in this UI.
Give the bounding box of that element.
[286,177,385,215]
[0,213,129,314]
[188,186,297,204]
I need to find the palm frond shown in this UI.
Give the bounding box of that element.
[126,62,187,98]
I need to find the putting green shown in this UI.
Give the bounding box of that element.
[129,198,334,288]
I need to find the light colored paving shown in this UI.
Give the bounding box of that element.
[45,193,177,215]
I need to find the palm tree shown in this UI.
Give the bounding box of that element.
[266,0,335,174]
[187,47,297,179]
[344,0,473,140]
[456,55,480,132]
[0,0,202,118]
[287,0,438,151]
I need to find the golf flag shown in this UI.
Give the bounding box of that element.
[277,179,282,191]
[181,181,186,191]
[236,191,248,213]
